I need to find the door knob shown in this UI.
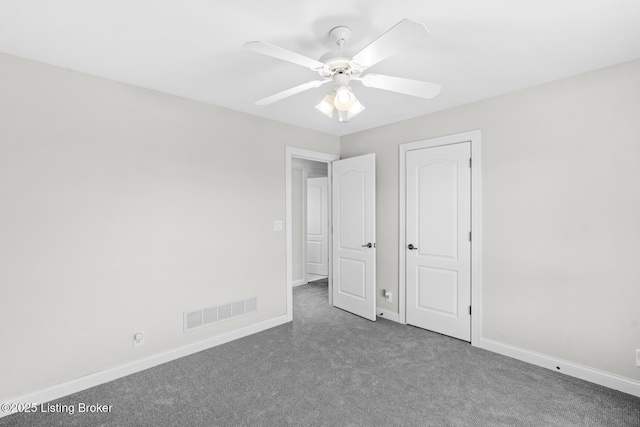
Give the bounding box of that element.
[362,243,373,248]
[408,244,418,250]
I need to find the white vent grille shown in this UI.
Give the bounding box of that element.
[218,303,232,321]
[232,300,244,316]
[185,311,203,330]
[184,296,258,333]
[245,296,258,313]
[203,306,218,325]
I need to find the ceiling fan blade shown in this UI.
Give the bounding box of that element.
[255,80,329,106]
[351,19,430,70]
[244,41,325,71]
[359,74,441,99]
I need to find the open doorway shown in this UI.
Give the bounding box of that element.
[285,147,338,322]
[286,147,377,322]
[291,158,329,285]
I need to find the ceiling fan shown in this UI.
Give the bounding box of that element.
[244,19,441,122]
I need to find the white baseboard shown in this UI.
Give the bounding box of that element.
[376,307,400,323]
[1,315,289,418]
[292,279,307,287]
[480,338,640,398]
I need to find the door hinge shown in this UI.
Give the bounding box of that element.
[469,306,472,315]
[469,158,472,168]
[469,231,471,242]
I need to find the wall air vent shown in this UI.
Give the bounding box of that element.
[245,296,258,313]
[218,303,232,321]
[185,310,203,330]
[232,300,245,316]
[184,296,258,333]
[202,306,218,325]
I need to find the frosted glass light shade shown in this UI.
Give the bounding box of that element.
[315,93,335,118]
[347,99,365,119]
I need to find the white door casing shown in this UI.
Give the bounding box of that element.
[332,154,376,321]
[286,147,339,320]
[307,177,328,276]
[406,142,471,341]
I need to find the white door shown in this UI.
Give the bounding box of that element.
[332,154,376,321]
[307,177,328,276]
[406,142,471,341]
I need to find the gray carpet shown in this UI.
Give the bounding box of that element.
[3,280,639,426]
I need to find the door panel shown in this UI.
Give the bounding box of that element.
[417,267,458,316]
[332,154,376,321]
[418,161,458,259]
[339,171,365,249]
[338,258,366,299]
[307,177,328,276]
[307,241,322,264]
[406,142,470,341]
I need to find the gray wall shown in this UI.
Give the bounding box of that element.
[0,52,339,400]
[341,59,640,381]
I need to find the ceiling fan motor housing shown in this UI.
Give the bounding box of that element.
[318,55,358,78]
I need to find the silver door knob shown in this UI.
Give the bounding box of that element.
[362,243,373,248]
[408,244,418,250]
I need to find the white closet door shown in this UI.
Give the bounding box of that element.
[406,142,471,341]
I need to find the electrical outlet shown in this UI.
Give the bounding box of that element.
[636,349,640,367]
[273,220,283,231]
[133,331,145,348]
[383,289,392,303]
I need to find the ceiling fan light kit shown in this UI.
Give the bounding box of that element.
[245,19,441,123]
[315,70,366,121]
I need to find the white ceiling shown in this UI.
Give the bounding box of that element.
[1,1,639,136]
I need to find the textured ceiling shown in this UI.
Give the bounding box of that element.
[1,0,639,136]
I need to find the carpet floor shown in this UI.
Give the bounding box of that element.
[2,280,639,426]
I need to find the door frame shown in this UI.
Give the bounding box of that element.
[286,147,339,322]
[398,130,482,345]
